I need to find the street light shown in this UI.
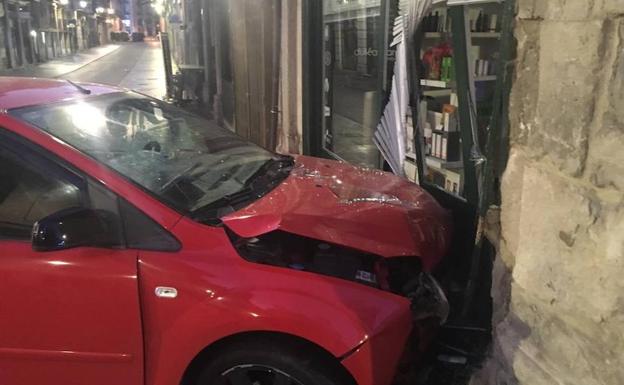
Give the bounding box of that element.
[95,6,105,13]
[151,0,164,15]
[79,0,88,8]
[59,0,69,5]
[107,8,114,14]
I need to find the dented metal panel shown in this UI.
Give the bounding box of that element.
[222,155,452,271]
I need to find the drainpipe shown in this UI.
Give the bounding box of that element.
[210,0,223,125]
[16,12,26,65]
[267,0,281,151]
[200,0,212,110]
[26,18,35,63]
[2,0,14,68]
[53,3,59,56]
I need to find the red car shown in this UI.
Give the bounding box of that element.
[0,78,451,385]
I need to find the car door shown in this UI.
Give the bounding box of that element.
[0,132,144,385]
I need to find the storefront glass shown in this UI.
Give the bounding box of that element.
[321,0,387,168]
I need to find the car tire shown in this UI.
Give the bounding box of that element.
[196,338,352,385]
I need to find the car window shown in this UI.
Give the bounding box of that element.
[0,142,86,240]
[11,92,291,221]
[119,199,180,251]
[0,129,180,251]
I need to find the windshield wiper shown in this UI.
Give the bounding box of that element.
[65,79,91,95]
[242,155,294,187]
[192,156,295,223]
[159,162,205,193]
[190,186,259,223]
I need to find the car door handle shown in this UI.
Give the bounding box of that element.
[155,286,178,299]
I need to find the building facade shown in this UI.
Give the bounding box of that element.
[0,0,124,70]
[162,0,397,167]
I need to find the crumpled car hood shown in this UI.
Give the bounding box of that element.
[222,155,451,271]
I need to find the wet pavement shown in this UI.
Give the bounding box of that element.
[0,39,167,99]
[0,45,120,79]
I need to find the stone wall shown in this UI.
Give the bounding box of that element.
[473,1,624,384]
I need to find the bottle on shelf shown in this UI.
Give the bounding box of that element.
[474,11,482,32]
[489,14,498,32]
[440,56,453,83]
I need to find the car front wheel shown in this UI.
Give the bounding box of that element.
[196,338,353,385]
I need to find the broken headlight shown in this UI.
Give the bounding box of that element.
[227,229,448,323]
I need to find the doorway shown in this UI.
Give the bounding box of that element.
[308,0,391,168]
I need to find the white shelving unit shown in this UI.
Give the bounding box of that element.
[471,32,500,38]
[426,155,463,170]
[423,89,454,97]
[475,75,496,81]
[424,32,443,39]
[420,79,454,88]
[447,0,501,5]
[425,31,500,39]
[410,0,504,196]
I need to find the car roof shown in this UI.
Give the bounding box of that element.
[0,77,123,111]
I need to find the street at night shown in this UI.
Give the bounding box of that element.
[1,40,166,98]
[0,1,623,385]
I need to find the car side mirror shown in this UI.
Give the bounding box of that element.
[32,207,122,252]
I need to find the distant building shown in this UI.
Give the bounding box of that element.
[118,0,133,32]
[0,0,124,70]
[161,0,390,162]
[131,0,158,35]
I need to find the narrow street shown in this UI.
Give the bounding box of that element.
[64,39,166,99]
[1,39,167,100]
[0,0,622,384]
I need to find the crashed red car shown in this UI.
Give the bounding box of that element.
[0,78,451,385]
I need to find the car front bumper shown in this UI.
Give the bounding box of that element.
[341,272,449,385]
[340,309,412,385]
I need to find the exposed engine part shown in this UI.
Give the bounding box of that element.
[227,229,450,325]
[437,355,468,365]
[227,229,381,288]
[405,272,450,324]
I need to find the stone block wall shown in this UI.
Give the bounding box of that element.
[472,1,624,384]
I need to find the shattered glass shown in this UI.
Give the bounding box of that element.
[291,163,423,210]
[407,272,450,323]
[11,93,280,215]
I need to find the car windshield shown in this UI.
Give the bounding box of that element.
[11,92,293,221]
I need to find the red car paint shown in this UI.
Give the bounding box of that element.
[223,155,451,271]
[0,78,450,385]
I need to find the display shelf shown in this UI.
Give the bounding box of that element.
[431,127,457,134]
[403,157,418,183]
[425,160,464,197]
[475,75,496,81]
[423,89,453,97]
[448,0,502,5]
[471,32,500,38]
[426,155,463,170]
[424,32,453,39]
[424,32,442,38]
[421,79,454,88]
[414,0,506,203]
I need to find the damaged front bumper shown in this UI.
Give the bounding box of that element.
[340,312,411,385]
[408,272,449,324]
[341,272,450,385]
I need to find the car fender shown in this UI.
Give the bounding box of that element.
[139,248,412,385]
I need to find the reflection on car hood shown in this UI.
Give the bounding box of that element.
[221,156,452,271]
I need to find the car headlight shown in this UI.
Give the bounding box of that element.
[228,228,449,324]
